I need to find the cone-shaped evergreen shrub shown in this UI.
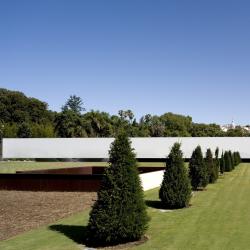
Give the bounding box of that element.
[229,151,234,170]
[224,151,232,172]
[220,152,225,174]
[205,149,216,183]
[233,152,238,166]
[236,152,242,165]
[189,146,208,190]
[233,151,241,166]
[86,132,149,247]
[159,143,191,209]
[214,147,220,180]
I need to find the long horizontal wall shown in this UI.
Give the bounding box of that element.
[0,170,164,192]
[3,137,250,159]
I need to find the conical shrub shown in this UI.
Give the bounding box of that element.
[220,152,225,174]
[189,146,208,190]
[224,151,232,172]
[236,152,242,165]
[86,132,149,247]
[214,147,220,180]
[229,151,235,170]
[159,143,191,209]
[205,149,217,183]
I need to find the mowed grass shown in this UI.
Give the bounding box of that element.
[0,161,107,173]
[1,164,250,250]
[0,161,164,173]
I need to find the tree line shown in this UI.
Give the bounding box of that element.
[0,88,249,138]
[85,132,242,247]
[160,144,241,209]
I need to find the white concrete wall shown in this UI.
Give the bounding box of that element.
[140,170,164,191]
[2,137,250,159]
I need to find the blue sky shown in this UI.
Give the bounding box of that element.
[0,0,249,125]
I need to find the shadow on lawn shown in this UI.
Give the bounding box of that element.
[145,200,163,209]
[145,200,190,210]
[49,224,87,245]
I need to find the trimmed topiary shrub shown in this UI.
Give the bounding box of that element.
[224,151,232,172]
[220,151,225,174]
[214,147,220,180]
[233,152,238,167]
[189,146,209,190]
[86,131,149,247]
[233,151,241,166]
[229,151,234,170]
[236,151,242,165]
[205,148,217,183]
[159,143,191,209]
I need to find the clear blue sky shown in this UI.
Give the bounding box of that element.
[0,0,249,125]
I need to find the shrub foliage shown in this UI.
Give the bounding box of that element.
[205,149,217,183]
[189,146,208,190]
[214,147,220,180]
[86,132,149,247]
[159,143,191,209]
[224,151,232,172]
[220,152,225,174]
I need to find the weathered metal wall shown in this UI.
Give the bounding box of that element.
[0,166,165,192]
[3,137,250,159]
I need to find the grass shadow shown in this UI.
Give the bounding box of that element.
[49,224,87,245]
[145,200,191,210]
[145,200,164,209]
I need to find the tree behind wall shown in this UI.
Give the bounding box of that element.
[159,143,191,209]
[86,132,149,247]
[189,146,209,190]
[62,95,85,114]
[17,122,32,138]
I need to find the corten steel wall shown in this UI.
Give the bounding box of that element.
[0,167,165,192]
[0,174,102,192]
[3,137,250,159]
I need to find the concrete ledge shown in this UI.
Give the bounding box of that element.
[140,170,164,191]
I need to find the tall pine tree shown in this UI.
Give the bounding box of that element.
[189,146,209,190]
[86,132,149,247]
[159,143,191,209]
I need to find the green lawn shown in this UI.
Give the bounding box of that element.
[0,161,164,173]
[1,164,249,250]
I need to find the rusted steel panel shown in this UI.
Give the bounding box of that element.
[0,174,102,192]
[0,166,165,192]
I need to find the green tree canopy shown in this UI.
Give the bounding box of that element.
[62,95,85,114]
